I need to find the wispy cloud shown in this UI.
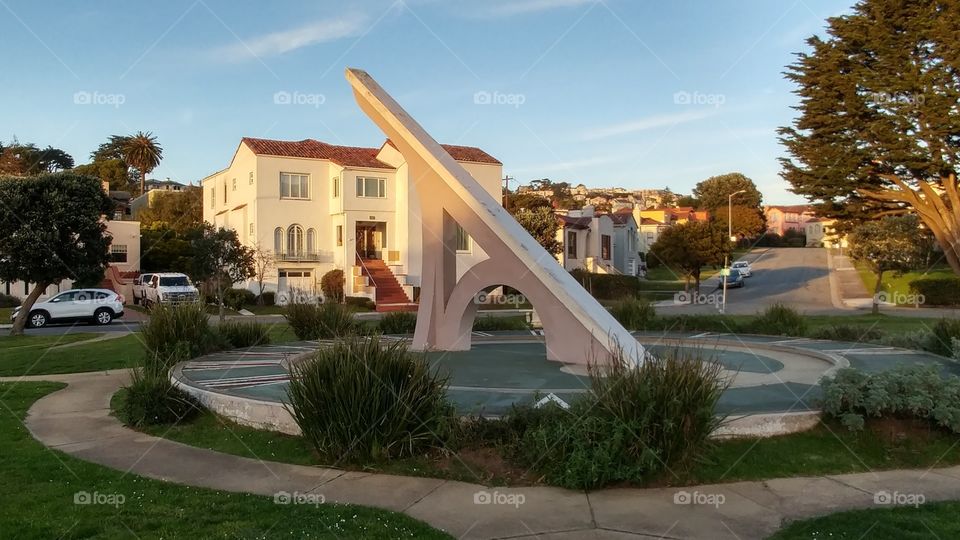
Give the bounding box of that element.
[211,14,368,62]
[483,0,598,17]
[511,154,620,174]
[581,110,715,140]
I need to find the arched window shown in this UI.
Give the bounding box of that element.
[274,227,283,254]
[306,228,316,255]
[287,225,304,256]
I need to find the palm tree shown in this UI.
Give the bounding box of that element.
[122,131,163,195]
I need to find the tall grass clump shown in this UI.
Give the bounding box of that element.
[752,302,807,336]
[609,297,656,330]
[514,346,728,489]
[472,315,529,331]
[378,311,417,335]
[218,320,271,348]
[929,318,960,358]
[283,300,356,340]
[118,347,202,427]
[808,325,881,342]
[140,301,221,360]
[286,336,454,461]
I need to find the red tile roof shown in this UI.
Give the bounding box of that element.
[383,139,501,164]
[558,215,592,229]
[242,138,393,169]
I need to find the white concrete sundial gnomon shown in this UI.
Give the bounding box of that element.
[345,67,643,367]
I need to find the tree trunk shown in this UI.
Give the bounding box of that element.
[693,270,701,296]
[872,269,884,315]
[140,170,146,197]
[10,281,51,336]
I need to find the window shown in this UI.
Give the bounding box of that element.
[274,227,283,253]
[336,225,343,246]
[248,223,254,236]
[287,225,304,255]
[223,180,227,203]
[306,228,316,254]
[356,176,386,198]
[567,231,577,258]
[455,224,471,252]
[333,177,340,198]
[601,235,611,260]
[210,188,215,208]
[249,171,254,185]
[280,173,310,199]
[110,244,128,263]
[232,178,237,191]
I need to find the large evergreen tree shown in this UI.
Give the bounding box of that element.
[779,0,960,273]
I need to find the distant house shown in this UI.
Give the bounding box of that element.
[805,218,846,248]
[144,178,186,192]
[608,210,641,275]
[638,217,669,254]
[555,207,615,274]
[764,205,816,236]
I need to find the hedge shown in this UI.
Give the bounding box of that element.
[909,277,960,306]
[569,269,640,299]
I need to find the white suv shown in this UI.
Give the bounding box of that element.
[731,260,753,277]
[11,288,125,328]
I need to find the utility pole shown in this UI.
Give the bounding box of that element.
[502,175,515,210]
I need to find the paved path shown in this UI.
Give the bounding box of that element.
[5,370,960,539]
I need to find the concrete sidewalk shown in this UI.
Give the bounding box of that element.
[5,371,960,539]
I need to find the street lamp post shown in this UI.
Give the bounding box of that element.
[721,189,747,314]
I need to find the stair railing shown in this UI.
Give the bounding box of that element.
[355,250,377,289]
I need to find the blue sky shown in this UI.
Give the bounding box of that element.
[0,0,849,203]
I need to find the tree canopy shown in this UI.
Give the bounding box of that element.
[0,173,114,335]
[848,215,927,313]
[692,173,763,210]
[0,140,74,176]
[647,221,731,292]
[190,224,255,321]
[136,187,202,234]
[779,0,960,274]
[510,207,562,255]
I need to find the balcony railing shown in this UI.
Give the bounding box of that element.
[275,251,323,262]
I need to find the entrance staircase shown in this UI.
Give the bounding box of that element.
[357,258,417,312]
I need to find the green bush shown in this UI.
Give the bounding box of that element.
[569,269,640,299]
[223,288,256,310]
[321,269,345,303]
[473,315,529,331]
[140,301,222,360]
[344,296,376,311]
[286,336,454,461]
[379,311,417,335]
[218,320,271,348]
[822,366,960,433]
[283,300,356,340]
[656,314,744,333]
[513,347,727,489]
[879,329,934,351]
[0,293,21,308]
[752,302,807,336]
[909,277,960,306]
[119,344,202,427]
[609,297,656,330]
[808,325,881,342]
[929,318,960,358]
[257,291,276,306]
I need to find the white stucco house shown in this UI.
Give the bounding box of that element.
[555,207,616,274]
[200,137,502,309]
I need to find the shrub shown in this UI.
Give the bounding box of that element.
[379,311,417,335]
[909,277,960,306]
[473,315,529,331]
[283,300,356,340]
[569,269,640,299]
[344,296,376,311]
[808,325,881,342]
[286,336,454,461]
[752,302,807,336]
[609,297,656,330]
[218,320,271,348]
[514,346,727,489]
[929,318,960,358]
[0,293,21,308]
[257,291,276,306]
[321,269,345,303]
[656,314,743,333]
[140,301,222,360]
[118,367,202,427]
[223,288,256,310]
[822,366,960,434]
[879,329,933,351]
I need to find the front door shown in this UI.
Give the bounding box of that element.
[356,224,383,259]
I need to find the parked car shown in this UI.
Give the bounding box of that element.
[731,260,752,277]
[132,273,156,305]
[141,272,200,307]
[724,268,745,288]
[10,288,124,328]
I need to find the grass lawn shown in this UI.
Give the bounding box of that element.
[1,382,450,539]
[0,333,98,350]
[0,334,146,377]
[770,501,960,539]
[802,313,943,335]
[856,263,956,305]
